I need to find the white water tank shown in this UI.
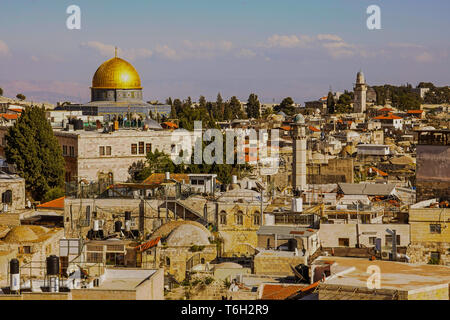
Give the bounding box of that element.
[93,220,99,232]
[291,198,303,213]
[165,172,170,180]
[264,213,275,226]
[231,175,238,184]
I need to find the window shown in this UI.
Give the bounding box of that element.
[139,141,145,154]
[69,146,75,157]
[385,235,401,246]
[23,246,32,254]
[369,237,376,245]
[166,257,170,266]
[106,253,124,266]
[338,238,350,247]
[131,144,137,155]
[219,211,227,225]
[171,144,176,153]
[87,252,103,263]
[430,224,442,234]
[86,205,91,225]
[99,146,105,156]
[236,211,243,225]
[146,143,152,154]
[63,145,68,156]
[2,190,12,204]
[106,146,111,156]
[430,252,440,263]
[253,212,260,225]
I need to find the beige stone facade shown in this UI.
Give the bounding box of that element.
[407,207,450,265]
[53,129,180,183]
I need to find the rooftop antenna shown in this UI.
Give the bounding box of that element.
[115,46,118,58]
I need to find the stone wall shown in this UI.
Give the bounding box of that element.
[254,252,306,275]
[0,178,25,211]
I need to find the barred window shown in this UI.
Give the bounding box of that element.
[430,224,441,234]
[87,252,103,263]
[131,144,137,154]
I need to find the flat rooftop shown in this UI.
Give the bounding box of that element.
[316,256,450,291]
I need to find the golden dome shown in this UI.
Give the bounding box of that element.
[92,56,142,89]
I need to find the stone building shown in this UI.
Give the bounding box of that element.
[353,71,367,113]
[215,186,268,257]
[407,202,450,265]
[53,128,180,183]
[145,221,217,282]
[0,225,64,278]
[415,129,450,202]
[0,171,25,212]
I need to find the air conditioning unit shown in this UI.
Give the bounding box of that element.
[381,249,392,260]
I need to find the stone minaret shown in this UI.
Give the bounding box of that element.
[291,114,307,194]
[354,71,367,113]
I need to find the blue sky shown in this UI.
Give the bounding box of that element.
[0,0,449,104]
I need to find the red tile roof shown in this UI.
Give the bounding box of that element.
[369,167,388,177]
[162,121,178,129]
[260,281,320,300]
[1,114,19,120]
[379,107,393,112]
[407,110,423,114]
[37,196,65,210]
[279,126,291,131]
[308,126,321,132]
[373,114,402,120]
[135,237,161,252]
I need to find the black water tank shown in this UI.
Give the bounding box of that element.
[125,211,131,221]
[46,255,60,276]
[114,220,122,232]
[74,119,84,130]
[9,259,19,274]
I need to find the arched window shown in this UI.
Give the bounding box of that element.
[201,258,205,264]
[253,211,260,225]
[236,211,243,225]
[219,211,227,225]
[1,190,12,204]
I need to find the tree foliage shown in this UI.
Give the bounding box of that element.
[246,93,261,119]
[5,106,65,201]
[274,97,296,116]
[371,84,422,110]
[16,93,26,101]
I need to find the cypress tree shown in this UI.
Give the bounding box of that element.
[5,106,65,201]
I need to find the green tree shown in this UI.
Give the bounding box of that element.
[5,106,65,201]
[326,91,335,114]
[16,93,26,101]
[198,95,207,109]
[0,88,3,96]
[246,93,261,119]
[228,96,245,120]
[274,97,296,116]
[335,91,353,113]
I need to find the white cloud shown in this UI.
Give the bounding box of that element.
[0,40,11,57]
[154,44,179,60]
[80,41,152,61]
[317,34,343,42]
[236,48,257,58]
[264,34,313,48]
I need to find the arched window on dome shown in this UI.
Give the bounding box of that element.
[235,211,243,225]
[219,211,227,225]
